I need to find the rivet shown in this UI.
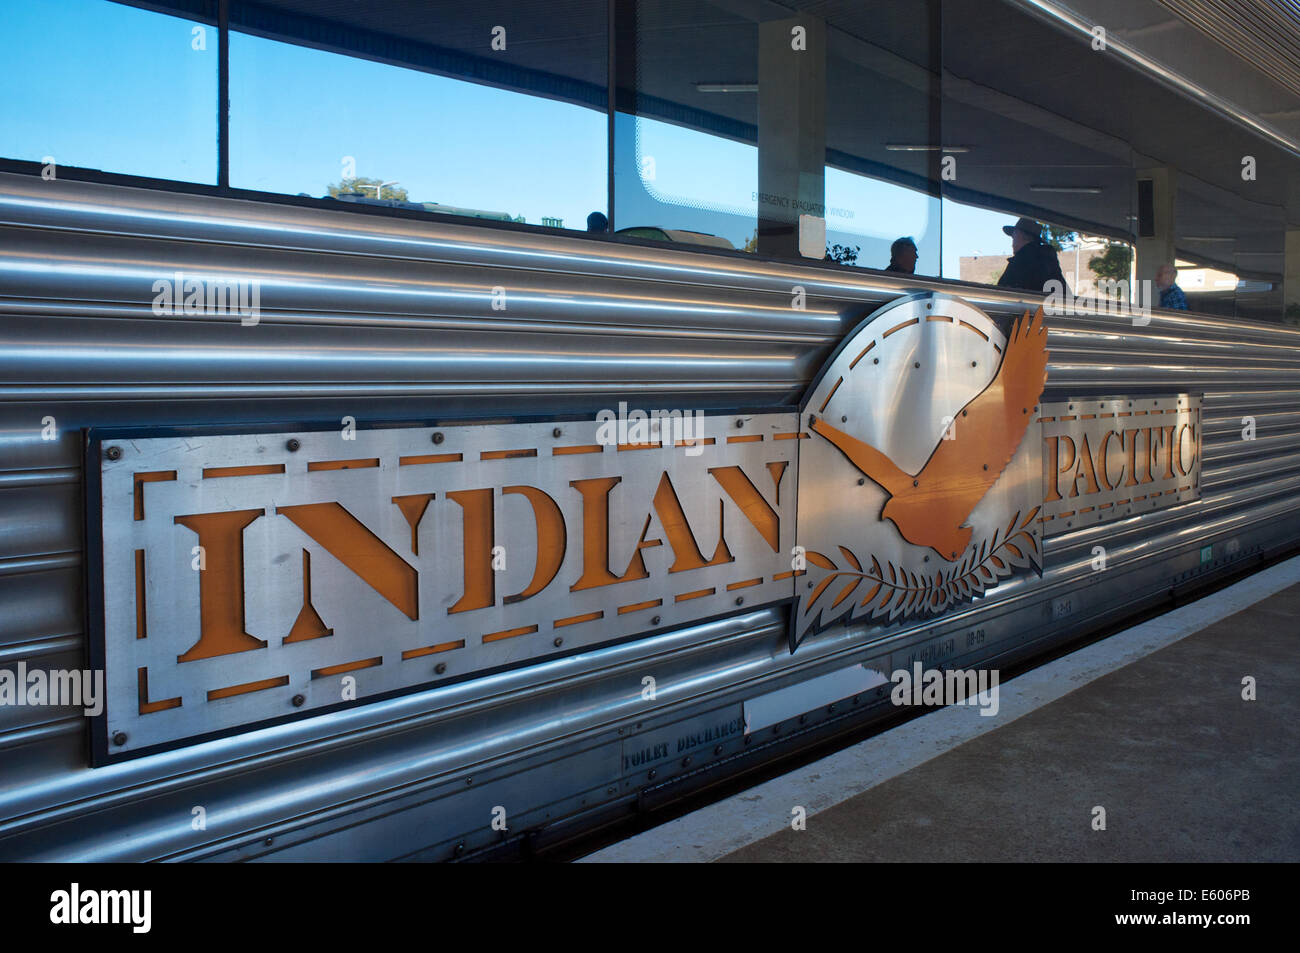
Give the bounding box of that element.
[466,777,473,785]
[435,662,447,675]
[807,581,814,589]
[552,427,562,438]
[112,731,127,746]
[454,842,465,857]
[914,361,921,369]
[735,419,744,428]
[105,446,122,461]
[264,837,274,847]
[841,415,847,423]
[873,357,879,364]
[735,596,744,606]
[913,479,919,487]
[971,361,977,367]
[648,769,657,780]
[962,409,967,416]
[292,694,305,708]
[713,745,723,755]
[1068,404,1074,410]
[651,615,661,625]
[682,757,692,767]
[286,438,300,452]
[432,432,444,444]
[553,637,563,647]
[858,477,865,485]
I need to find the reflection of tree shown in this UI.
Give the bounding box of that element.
[825,243,860,266]
[1044,225,1077,251]
[327,177,410,202]
[1089,241,1132,293]
[742,230,758,253]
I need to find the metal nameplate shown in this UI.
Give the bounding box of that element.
[1039,395,1201,533]
[93,413,800,758]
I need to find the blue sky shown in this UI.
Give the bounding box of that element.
[0,0,1029,279]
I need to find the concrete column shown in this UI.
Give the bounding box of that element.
[757,16,826,259]
[1285,229,1300,324]
[1135,166,1176,288]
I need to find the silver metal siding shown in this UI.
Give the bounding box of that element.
[0,172,1297,860]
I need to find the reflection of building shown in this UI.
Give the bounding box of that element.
[960,238,1112,292]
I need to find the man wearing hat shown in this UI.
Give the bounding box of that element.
[996,217,1070,298]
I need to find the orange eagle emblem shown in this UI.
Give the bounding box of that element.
[810,307,1049,559]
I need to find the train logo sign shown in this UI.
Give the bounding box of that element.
[790,292,1049,647]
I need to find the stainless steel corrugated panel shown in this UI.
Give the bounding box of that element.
[1,171,1298,860]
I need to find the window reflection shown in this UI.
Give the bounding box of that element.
[0,0,217,183]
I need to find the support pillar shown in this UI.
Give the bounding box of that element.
[1135,166,1176,288]
[757,16,826,259]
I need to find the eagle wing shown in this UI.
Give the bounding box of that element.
[913,306,1049,508]
[809,418,914,498]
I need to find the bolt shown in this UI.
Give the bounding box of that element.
[648,769,657,780]
[735,419,744,428]
[454,842,465,857]
[913,479,919,487]
[292,694,305,708]
[264,837,274,847]
[286,438,300,452]
[923,555,929,562]
[682,756,692,767]
[827,704,836,713]
[971,361,977,367]
[435,662,447,675]
[105,446,122,461]
[112,731,127,746]
[873,357,879,364]
[552,427,562,438]
[914,361,921,369]
[713,745,723,755]
[735,596,744,606]
[432,432,444,444]
[553,637,562,647]
[807,581,814,589]
[466,777,473,785]
[858,477,865,485]
[983,463,988,470]
[650,615,661,625]
[841,415,847,423]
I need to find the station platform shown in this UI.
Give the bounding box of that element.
[581,556,1300,863]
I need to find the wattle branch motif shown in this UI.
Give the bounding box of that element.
[802,507,1042,624]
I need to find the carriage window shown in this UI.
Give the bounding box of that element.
[228,1,608,231]
[0,0,218,183]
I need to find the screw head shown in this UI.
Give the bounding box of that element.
[648,769,657,780]
[858,477,866,485]
[650,615,661,625]
[971,361,977,367]
[435,662,447,675]
[264,837,274,847]
[713,745,723,755]
[841,415,847,423]
[552,427,562,437]
[735,596,744,606]
[432,431,444,444]
[873,357,879,364]
[913,479,919,487]
[682,757,692,767]
[914,361,921,369]
[553,637,563,648]
[286,438,300,452]
[112,731,127,746]
[105,446,122,461]
[291,694,305,708]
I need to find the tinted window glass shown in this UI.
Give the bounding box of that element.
[0,0,218,183]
